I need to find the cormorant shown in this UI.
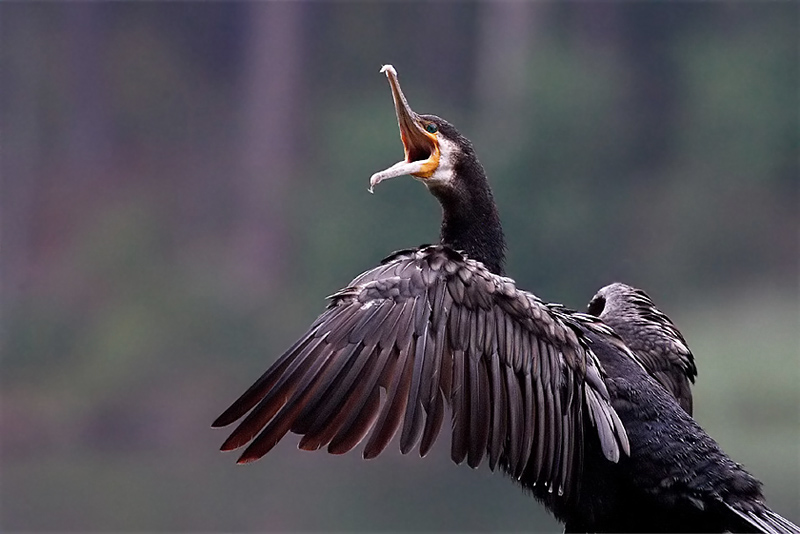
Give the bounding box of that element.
[213,65,799,533]
[588,282,697,416]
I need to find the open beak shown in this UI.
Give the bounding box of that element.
[369,65,440,192]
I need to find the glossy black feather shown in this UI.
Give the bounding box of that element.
[554,324,799,533]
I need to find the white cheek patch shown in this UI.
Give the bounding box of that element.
[424,135,457,187]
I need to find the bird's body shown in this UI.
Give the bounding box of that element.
[555,325,769,532]
[214,65,799,533]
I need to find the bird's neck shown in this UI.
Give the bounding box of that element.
[431,165,506,276]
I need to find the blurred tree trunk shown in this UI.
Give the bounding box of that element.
[574,3,680,175]
[1,6,45,306]
[232,2,305,300]
[617,4,680,174]
[417,2,476,110]
[62,4,112,187]
[474,2,546,157]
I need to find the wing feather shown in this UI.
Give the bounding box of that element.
[467,352,490,468]
[516,370,535,478]
[548,354,565,490]
[559,365,578,498]
[328,388,382,455]
[419,388,445,457]
[363,344,413,459]
[215,246,628,504]
[450,348,469,465]
[296,342,371,449]
[400,322,430,454]
[532,339,549,483]
[212,329,317,428]
[327,344,395,453]
[279,340,362,431]
[488,351,506,471]
[504,364,523,472]
[238,339,363,461]
[220,334,329,451]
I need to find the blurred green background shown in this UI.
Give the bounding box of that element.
[2,2,798,532]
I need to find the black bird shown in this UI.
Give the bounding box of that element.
[213,65,799,533]
[588,282,697,415]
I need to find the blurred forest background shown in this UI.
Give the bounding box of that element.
[1,2,798,532]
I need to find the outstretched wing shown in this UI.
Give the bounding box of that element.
[214,245,628,501]
[588,283,697,415]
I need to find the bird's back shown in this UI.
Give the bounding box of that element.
[561,327,775,533]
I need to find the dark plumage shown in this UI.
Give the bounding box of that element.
[588,282,697,415]
[213,66,799,533]
[564,325,797,533]
[214,245,629,499]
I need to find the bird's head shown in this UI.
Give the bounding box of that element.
[588,283,689,352]
[368,64,504,275]
[369,65,470,194]
[588,283,650,319]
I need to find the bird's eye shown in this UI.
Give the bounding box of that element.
[425,123,438,134]
[587,295,606,317]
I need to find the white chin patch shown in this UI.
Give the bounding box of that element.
[424,136,456,188]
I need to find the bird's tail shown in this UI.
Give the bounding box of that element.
[725,502,800,534]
